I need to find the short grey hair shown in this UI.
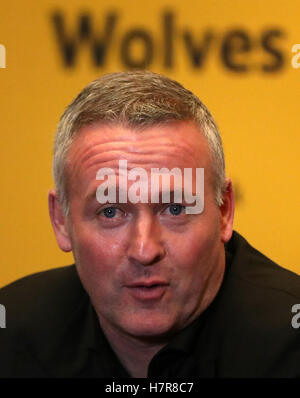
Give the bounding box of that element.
[53,71,226,215]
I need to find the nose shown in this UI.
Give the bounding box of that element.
[127,212,166,266]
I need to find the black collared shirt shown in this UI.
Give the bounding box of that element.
[1,231,300,377]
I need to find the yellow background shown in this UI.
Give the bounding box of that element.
[0,0,299,287]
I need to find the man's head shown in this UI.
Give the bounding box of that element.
[53,71,226,216]
[48,71,234,343]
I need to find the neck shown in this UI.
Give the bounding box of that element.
[98,317,167,378]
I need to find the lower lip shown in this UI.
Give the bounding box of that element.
[127,285,168,301]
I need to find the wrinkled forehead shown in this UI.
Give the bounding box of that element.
[65,121,214,193]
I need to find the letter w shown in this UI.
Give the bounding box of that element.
[51,11,118,67]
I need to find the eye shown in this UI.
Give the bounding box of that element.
[102,207,118,218]
[165,204,185,216]
[97,206,127,227]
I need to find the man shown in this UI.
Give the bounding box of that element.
[0,71,300,378]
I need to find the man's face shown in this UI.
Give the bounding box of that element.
[50,121,234,341]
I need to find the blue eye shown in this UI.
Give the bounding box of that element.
[102,207,117,218]
[168,204,184,216]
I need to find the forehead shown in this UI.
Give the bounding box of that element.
[66,121,213,193]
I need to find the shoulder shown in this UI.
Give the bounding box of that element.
[0,265,85,326]
[0,265,88,377]
[214,231,300,376]
[225,231,300,300]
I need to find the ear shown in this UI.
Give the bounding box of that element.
[48,189,72,252]
[219,178,235,243]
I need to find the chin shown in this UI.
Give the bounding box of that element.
[120,314,177,341]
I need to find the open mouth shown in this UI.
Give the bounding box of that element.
[135,284,163,289]
[127,283,169,301]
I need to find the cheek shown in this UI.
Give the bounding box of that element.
[72,233,125,309]
[167,224,224,317]
[70,226,125,280]
[165,217,223,295]
[169,220,220,265]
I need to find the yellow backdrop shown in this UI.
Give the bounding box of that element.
[0,0,299,287]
